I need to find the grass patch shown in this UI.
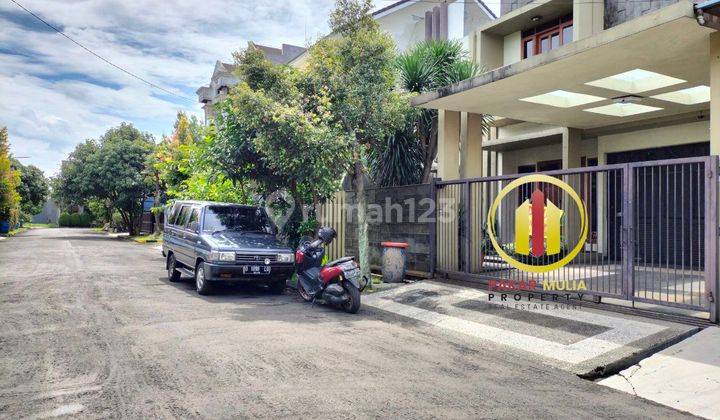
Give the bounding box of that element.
[7,227,29,236]
[25,223,57,228]
[133,233,162,244]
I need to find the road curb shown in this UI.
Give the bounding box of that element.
[576,327,702,380]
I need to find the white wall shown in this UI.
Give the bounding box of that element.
[503,31,522,66]
[375,1,435,52]
[597,120,710,163]
[448,1,465,40]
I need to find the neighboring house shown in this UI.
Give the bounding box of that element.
[289,0,496,68]
[196,42,306,123]
[373,0,496,51]
[31,199,60,225]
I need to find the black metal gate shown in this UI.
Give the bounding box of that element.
[433,156,719,322]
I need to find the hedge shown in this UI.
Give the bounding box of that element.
[58,212,93,227]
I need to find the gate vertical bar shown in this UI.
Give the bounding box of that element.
[705,156,718,323]
[622,163,635,301]
[463,181,471,273]
[429,176,437,277]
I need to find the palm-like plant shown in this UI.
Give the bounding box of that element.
[396,39,492,183]
[368,124,424,187]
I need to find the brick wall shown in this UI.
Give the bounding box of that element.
[604,0,678,28]
[501,1,679,28]
[345,184,433,276]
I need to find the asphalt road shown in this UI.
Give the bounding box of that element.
[0,228,694,418]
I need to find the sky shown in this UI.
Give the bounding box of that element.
[0,0,341,176]
[0,0,501,177]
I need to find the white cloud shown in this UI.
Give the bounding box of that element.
[0,0,336,176]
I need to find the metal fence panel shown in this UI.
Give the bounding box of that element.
[434,157,719,318]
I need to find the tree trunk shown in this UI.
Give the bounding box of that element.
[153,188,162,235]
[421,114,439,183]
[352,159,370,283]
[118,209,132,235]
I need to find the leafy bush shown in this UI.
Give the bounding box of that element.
[58,212,70,227]
[58,212,93,227]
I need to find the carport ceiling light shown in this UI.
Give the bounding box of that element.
[519,90,605,108]
[585,69,685,94]
[651,85,710,105]
[584,103,663,117]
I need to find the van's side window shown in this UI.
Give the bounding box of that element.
[175,205,191,227]
[167,204,180,225]
[186,208,200,232]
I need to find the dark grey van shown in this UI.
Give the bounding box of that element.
[162,201,295,295]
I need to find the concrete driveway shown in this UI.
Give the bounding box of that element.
[0,228,695,418]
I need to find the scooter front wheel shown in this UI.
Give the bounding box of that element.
[342,282,361,314]
[297,279,313,302]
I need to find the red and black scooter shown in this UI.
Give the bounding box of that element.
[295,227,368,313]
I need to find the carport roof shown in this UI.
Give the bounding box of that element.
[412,2,715,130]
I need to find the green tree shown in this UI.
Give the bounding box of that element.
[150,112,205,233]
[304,0,413,279]
[0,127,21,228]
[54,123,155,235]
[203,44,352,241]
[52,139,99,210]
[396,39,489,182]
[13,160,49,222]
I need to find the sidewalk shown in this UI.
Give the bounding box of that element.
[600,327,720,420]
[363,281,699,378]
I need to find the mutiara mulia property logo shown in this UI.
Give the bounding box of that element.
[487,174,589,293]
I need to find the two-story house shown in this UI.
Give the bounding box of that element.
[289,0,496,68]
[414,0,720,320]
[196,42,306,123]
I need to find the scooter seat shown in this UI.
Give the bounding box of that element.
[323,256,354,268]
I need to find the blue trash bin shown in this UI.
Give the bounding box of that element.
[381,242,409,283]
[0,220,9,234]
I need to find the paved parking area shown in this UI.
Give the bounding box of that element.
[364,281,698,376]
[0,228,696,418]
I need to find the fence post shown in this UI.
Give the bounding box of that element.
[463,181,471,273]
[429,177,437,278]
[622,163,635,301]
[705,156,718,324]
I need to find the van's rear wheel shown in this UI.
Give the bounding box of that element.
[167,254,181,282]
[195,262,213,295]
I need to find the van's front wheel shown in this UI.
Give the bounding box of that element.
[195,262,213,295]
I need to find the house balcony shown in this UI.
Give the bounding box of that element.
[413,1,717,179]
[196,86,212,104]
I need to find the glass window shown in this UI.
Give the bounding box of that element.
[202,206,276,234]
[562,25,573,45]
[175,205,191,227]
[524,39,534,58]
[521,15,573,60]
[540,37,550,53]
[167,204,180,225]
[186,208,200,231]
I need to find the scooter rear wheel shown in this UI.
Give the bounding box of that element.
[342,282,361,314]
[297,279,313,302]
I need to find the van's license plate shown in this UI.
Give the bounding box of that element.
[242,265,270,275]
